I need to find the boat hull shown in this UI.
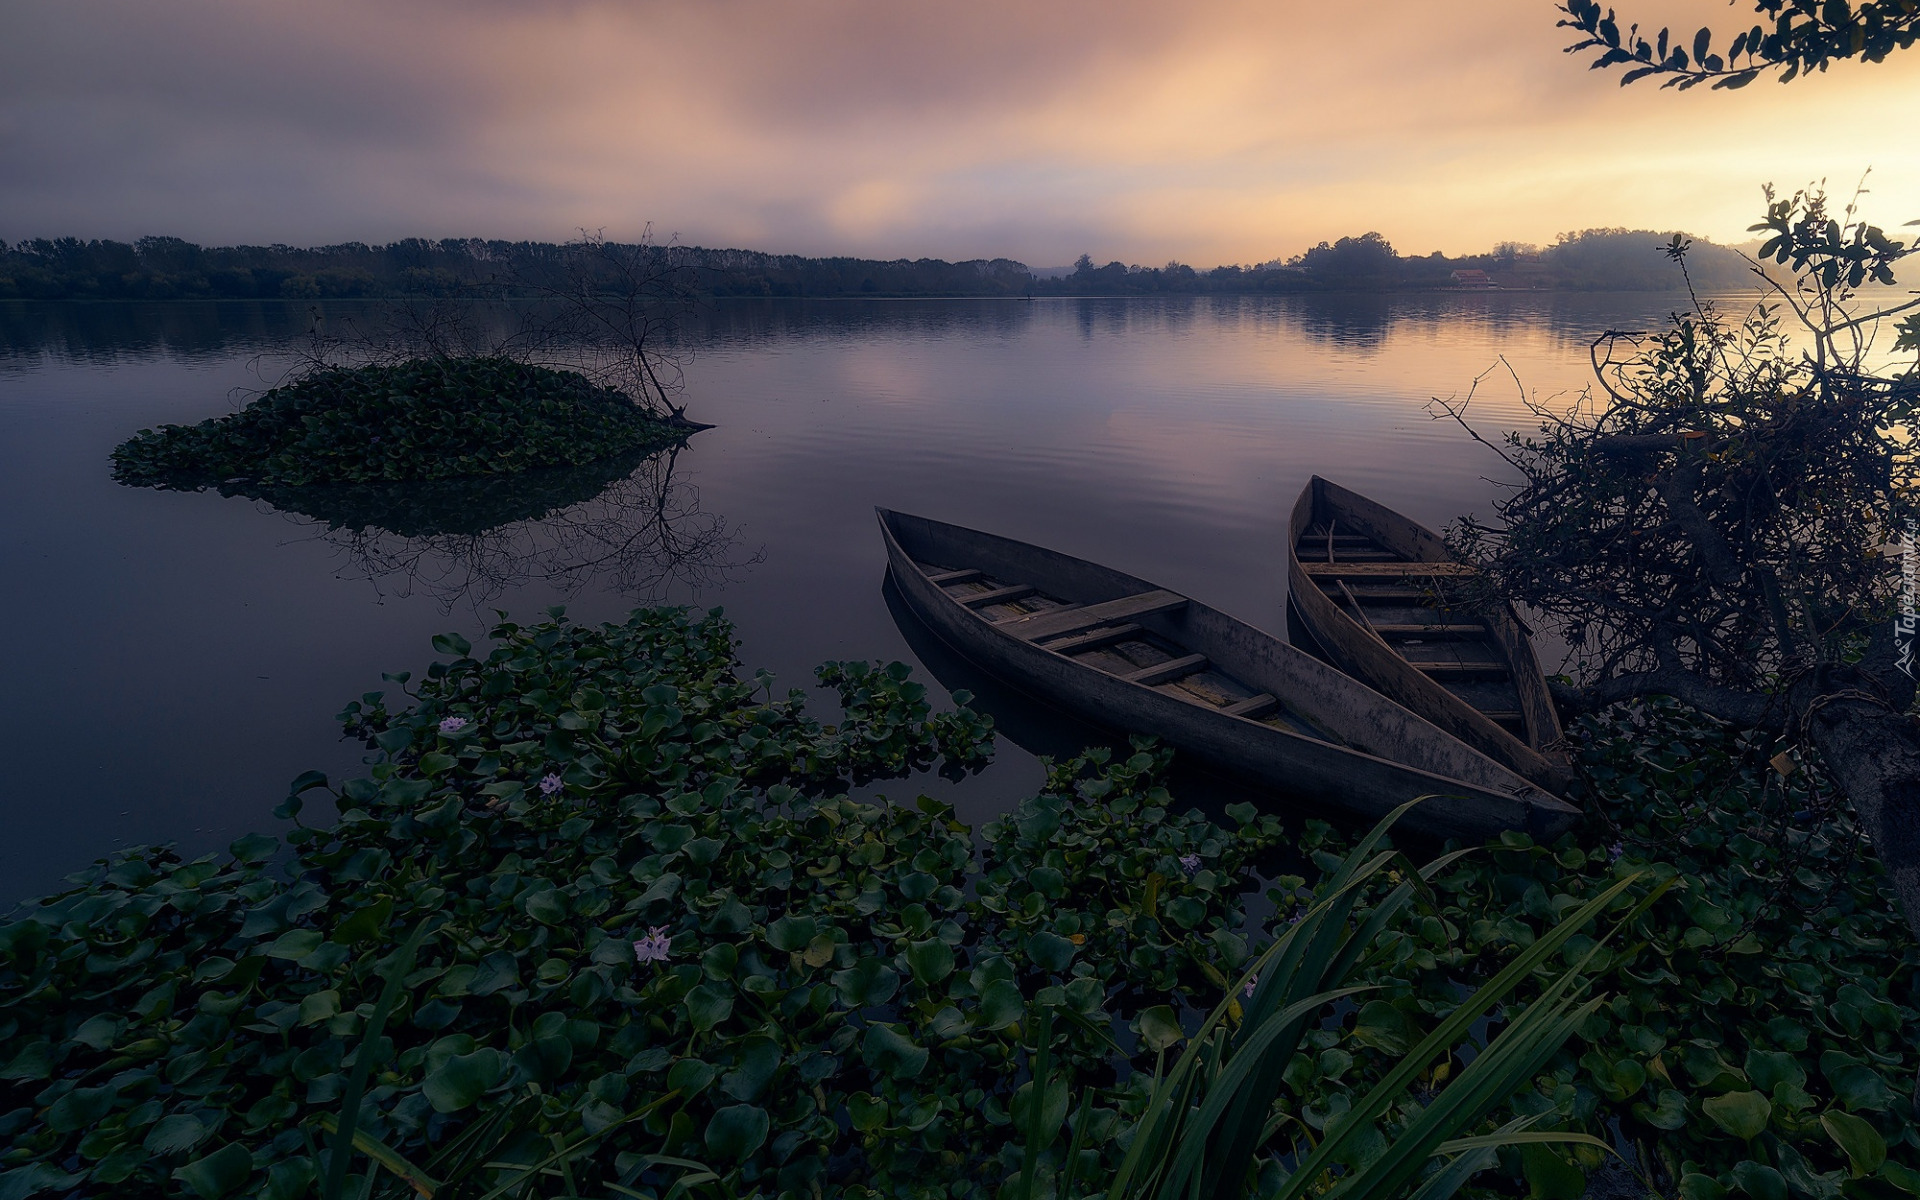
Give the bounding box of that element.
[879,508,1577,840]
[1287,477,1569,788]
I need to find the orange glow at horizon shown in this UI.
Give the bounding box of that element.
[3,0,1917,265]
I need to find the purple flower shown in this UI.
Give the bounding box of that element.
[1243,972,1259,998]
[538,772,565,795]
[632,926,672,963]
[439,716,470,734]
[1178,854,1202,877]
[1607,842,1624,863]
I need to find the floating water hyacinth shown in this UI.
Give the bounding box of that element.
[632,926,672,963]
[438,716,470,733]
[1178,853,1202,876]
[538,772,565,795]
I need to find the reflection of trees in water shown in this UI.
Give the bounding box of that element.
[265,443,761,610]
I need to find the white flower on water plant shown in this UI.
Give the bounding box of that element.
[439,716,470,734]
[1178,853,1202,877]
[632,926,672,963]
[538,772,565,795]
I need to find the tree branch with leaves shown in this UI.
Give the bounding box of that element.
[1558,0,1920,89]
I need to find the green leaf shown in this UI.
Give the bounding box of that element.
[719,1038,782,1102]
[47,1085,117,1133]
[1680,1174,1729,1200]
[1703,1091,1771,1140]
[861,1024,929,1079]
[1746,1049,1805,1093]
[1135,1005,1184,1054]
[832,958,900,1008]
[849,1092,888,1132]
[1350,1000,1415,1055]
[704,1104,769,1161]
[1821,1111,1886,1177]
[431,632,472,657]
[1026,930,1075,972]
[172,1143,253,1199]
[422,1048,505,1113]
[1822,1053,1895,1112]
[684,982,734,1032]
[667,1058,716,1096]
[521,887,568,925]
[1633,1088,1689,1130]
[1883,1162,1920,1196]
[1521,1144,1587,1200]
[980,979,1025,1030]
[906,938,955,984]
[145,1113,213,1155]
[1730,1161,1787,1200]
[766,914,816,952]
[265,928,323,960]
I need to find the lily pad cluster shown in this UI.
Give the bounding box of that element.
[1363,699,1920,1200]
[110,357,684,489]
[0,610,1915,1200]
[0,609,1290,1200]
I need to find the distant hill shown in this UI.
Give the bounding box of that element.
[0,231,1759,301]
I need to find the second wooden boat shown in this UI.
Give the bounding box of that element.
[879,508,1577,839]
[1287,476,1569,788]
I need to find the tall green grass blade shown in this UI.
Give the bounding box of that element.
[322,917,435,1200]
[1272,870,1643,1200]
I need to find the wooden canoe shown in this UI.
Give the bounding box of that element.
[878,508,1577,839]
[1287,476,1569,789]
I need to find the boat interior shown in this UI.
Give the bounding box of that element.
[1292,520,1529,740]
[908,556,1332,742]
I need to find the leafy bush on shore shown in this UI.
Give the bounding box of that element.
[111,357,683,489]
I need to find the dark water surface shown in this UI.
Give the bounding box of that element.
[0,293,1732,905]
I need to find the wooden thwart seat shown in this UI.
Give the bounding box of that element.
[1125,653,1207,686]
[999,590,1187,642]
[1372,623,1486,637]
[1040,623,1144,655]
[1411,661,1510,677]
[959,583,1036,607]
[1301,562,1476,578]
[1222,692,1279,719]
[927,568,983,585]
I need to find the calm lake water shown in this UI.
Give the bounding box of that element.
[0,292,1742,905]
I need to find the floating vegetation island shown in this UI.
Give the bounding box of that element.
[111,357,693,490]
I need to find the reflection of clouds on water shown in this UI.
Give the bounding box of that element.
[259,442,763,611]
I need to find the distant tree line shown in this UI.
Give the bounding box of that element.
[0,227,1757,301]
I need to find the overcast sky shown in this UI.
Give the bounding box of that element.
[4,0,1917,265]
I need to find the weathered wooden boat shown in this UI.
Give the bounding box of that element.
[1287,476,1569,789]
[878,508,1577,839]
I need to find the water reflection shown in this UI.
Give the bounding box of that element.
[170,441,760,610]
[294,443,760,610]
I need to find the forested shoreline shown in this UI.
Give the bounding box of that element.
[0,228,1755,302]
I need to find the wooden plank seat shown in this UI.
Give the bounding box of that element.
[959,583,1036,607]
[998,590,1188,642]
[1301,562,1477,578]
[1372,623,1487,637]
[1040,623,1145,655]
[926,568,983,585]
[1411,661,1510,677]
[1125,653,1208,686]
[1222,692,1279,719]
